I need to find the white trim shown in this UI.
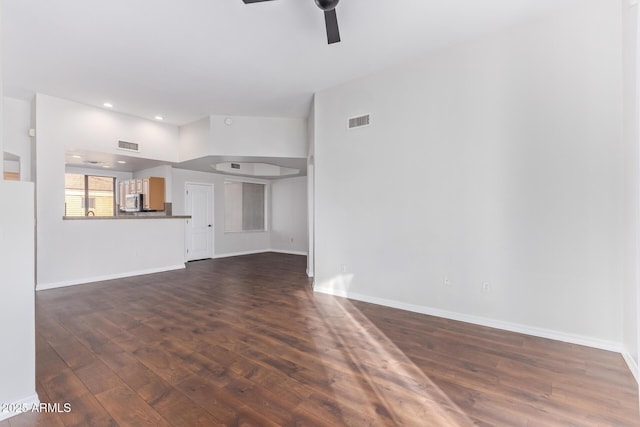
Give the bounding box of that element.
[0,393,40,422]
[224,230,268,234]
[313,287,623,353]
[212,250,271,259]
[269,249,308,256]
[36,264,185,291]
[212,249,307,259]
[623,350,640,384]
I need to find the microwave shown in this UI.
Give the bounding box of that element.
[122,193,142,212]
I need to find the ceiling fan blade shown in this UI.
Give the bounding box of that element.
[242,0,276,3]
[324,9,341,44]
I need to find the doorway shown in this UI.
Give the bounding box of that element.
[185,183,214,261]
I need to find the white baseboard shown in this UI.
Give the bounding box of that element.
[0,393,40,422]
[212,249,308,259]
[313,286,623,354]
[36,264,186,291]
[269,249,308,256]
[212,250,270,259]
[622,350,639,384]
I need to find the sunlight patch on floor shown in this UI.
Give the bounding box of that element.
[309,291,474,426]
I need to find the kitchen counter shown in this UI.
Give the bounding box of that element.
[63,215,191,220]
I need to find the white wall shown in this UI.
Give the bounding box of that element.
[37,94,179,162]
[0,182,38,420]
[314,0,625,349]
[35,94,186,288]
[35,218,186,290]
[307,103,315,276]
[0,8,38,417]
[271,176,308,254]
[30,98,36,182]
[172,168,270,256]
[179,117,210,162]
[622,0,640,380]
[0,33,2,177]
[3,97,32,181]
[210,114,307,158]
[179,115,308,161]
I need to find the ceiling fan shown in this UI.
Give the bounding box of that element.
[242,0,341,44]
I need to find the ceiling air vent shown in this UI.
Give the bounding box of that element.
[348,114,371,129]
[117,140,139,152]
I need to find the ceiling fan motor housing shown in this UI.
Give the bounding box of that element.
[243,0,341,44]
[314,0,339,11]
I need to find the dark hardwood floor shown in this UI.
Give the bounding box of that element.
[2,252,638,426]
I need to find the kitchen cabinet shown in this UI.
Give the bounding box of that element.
[142,177,165,211]
[118,181,126,209]
[127,179,142,194]
[118,177,165,211]
[126,180,137,195]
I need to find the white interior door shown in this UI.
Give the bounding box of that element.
[185,183,213,261]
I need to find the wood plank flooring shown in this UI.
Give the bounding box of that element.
[2,252,638,426]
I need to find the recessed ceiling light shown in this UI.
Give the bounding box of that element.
[71,155,81,159]
[117,160,126,164]
[103,102,113,108]
[155,115,164,121]
[102,165,110,168]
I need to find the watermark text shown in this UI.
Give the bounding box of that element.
[1,402,72,413]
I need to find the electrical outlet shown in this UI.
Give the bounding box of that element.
[443,277,451,287]
[482,282,490,293]
[340,264,347,273]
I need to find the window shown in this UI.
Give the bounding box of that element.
[224,181,266,232]
[64,174,116,217]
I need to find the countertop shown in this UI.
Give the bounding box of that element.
[63,215,191,220]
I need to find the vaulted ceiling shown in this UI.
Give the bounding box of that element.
[4,0,581,126]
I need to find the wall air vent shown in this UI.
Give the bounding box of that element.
[231,163,241,169]
[348,114,371,129]
[117,140,139,152]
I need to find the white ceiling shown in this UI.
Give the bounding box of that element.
[4,0,582,126]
